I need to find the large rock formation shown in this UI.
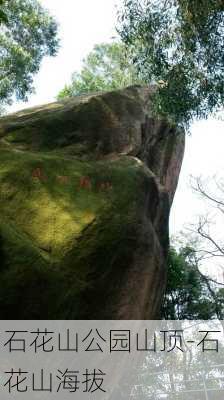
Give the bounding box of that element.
[0,86,184,319]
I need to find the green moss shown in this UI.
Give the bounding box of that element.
[0,218,65,318]
[0,142,144,318]
[4,128,33,145]
[62,208,139,319]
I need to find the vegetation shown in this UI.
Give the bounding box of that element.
[0,1,222,321]
[162,245,224,319]
[0,0,59,108]
[189,176,224,263]
[118,0,224,127]
[0,0,7,24]
[57,42,142,99]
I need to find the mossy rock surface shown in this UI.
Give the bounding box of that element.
[0,86,185,319]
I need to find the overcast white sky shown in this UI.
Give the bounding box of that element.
[9,0,224,279]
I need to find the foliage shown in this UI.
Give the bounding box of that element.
[118,0,224,128]
[162,245,224,319]
[0,0,59,107]
[0,0,7,24]
[57,42,142,99]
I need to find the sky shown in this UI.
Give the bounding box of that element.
[8,0,224,280]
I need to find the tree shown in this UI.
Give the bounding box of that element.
[118,0,224,128]
[186,176,224,299]
[57,42,142,99]
[162,245,224,319]
[189,176,224,263]
[0,0,7,24]
[164,175,224,321]
[167,177,224,320]
[0,0,59,108]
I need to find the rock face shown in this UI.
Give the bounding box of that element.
[0,86,185,319]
